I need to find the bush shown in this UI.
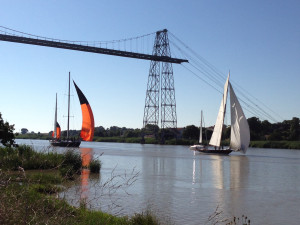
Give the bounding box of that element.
[59,150,82,179]
[90,159,101,173]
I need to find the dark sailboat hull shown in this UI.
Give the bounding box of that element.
[196,148,232,155]
[50,140,81,147]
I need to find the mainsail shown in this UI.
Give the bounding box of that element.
[209,75,230,147]
[73,81,95,141]
[229,83,250,153]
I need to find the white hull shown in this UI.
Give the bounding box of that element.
[190,145,206,151]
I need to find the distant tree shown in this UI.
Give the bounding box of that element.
[144,124,159,133]
[261,120,272,136]
[289,117,300,140]
[124,129,136,138]
[269,131,283,141]
[247,117,262,140]
[21,128,28,134]
[108,126,122,137]
[0,112,15,147]
[143,124,160,139]
[223,126,231,140]
[160,128,178,140]
[94,126,107,137]
[182,125,199,140]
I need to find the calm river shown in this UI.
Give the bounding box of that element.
[16,139,300,224]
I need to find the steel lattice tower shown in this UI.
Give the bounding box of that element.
[143,29,177,133]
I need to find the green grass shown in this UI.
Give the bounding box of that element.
[0,145,101,178]
[250,141,300,149]
[0,144,64,170]
[0,145,164,225]
[0,170,164,225]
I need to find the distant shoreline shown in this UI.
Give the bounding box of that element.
[15,135,300,150]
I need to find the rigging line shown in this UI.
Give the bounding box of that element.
[170,40,224,87]
[230,79,283,121]
[231,83,279,122]
[184,61,276,121]
[169,32,281,122]
[181,64,223,94]
[0,25,157,46]
[169,32,225,79]
[171,44,223,87]
[239,100,272,122]
[188,62,224,90]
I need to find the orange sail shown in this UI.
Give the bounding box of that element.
[73,81,94,141]
[52,122,61,139]
[56,122,61,139]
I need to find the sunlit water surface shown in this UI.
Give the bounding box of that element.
[16,139,300,224]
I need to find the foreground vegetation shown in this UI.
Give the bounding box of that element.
[0,145,164,225]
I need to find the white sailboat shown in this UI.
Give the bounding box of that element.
[190,110,206,151]
[195,72,250,155]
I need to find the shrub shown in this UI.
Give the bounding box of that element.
[90,159,101,173]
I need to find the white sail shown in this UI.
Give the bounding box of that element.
[199,110,203,144]
[229,83,250,153]
[209,74,230,147]
[54,93,57,138]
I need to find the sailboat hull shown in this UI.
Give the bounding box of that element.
[190,145,206,151]
[196,148,232,155]
[50,140,81,147]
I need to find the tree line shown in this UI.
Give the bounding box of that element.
[182,117,300,142]
[68,116,300,142]
[2,111,299,145]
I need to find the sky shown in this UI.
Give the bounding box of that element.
[0,0,299,133]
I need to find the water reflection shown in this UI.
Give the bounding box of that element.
[15,140,300,225]
[142,146,176,217]
[192,154,249,190]
[192,156,196,184]
[80,148,93,206]
[210,155,225,189]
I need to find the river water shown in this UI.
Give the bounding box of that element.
[16,139,300,224]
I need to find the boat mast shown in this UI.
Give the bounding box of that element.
[67,72,70,139]
[54,93,57,138]
[199,110,203,144]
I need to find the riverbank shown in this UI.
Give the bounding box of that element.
[93,137,300,149]
[0,145,162,225]
[249,140,300,149]
[15,135,300,149]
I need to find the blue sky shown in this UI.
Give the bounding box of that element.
[0,0,299,133]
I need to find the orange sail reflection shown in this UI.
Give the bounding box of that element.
[80,148,93,204]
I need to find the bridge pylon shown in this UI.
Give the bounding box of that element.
[143,29,177,143]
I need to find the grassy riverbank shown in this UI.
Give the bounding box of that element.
[249,140,300,149]
[0,145,163,225]
[93,137,300,149]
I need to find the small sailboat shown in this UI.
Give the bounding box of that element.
[190,110,206,151]
[196,72,250,155]
[51,93,62,140]
[50,72,94,147]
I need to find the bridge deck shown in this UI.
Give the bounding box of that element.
[0,34,188,64]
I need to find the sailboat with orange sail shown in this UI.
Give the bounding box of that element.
[50,72,94,147]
